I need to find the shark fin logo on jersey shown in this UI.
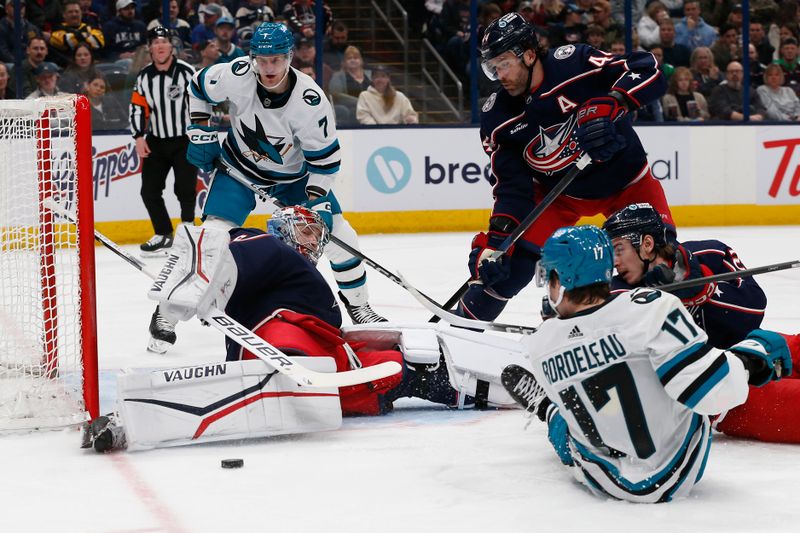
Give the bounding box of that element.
[554,45,576,60]
[232,60,251,76]
[523,115,582,174]
[302,88,321,106]
[239,119,291,164]
[482,92,497,112]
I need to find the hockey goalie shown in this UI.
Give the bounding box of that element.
[83,206,532,452]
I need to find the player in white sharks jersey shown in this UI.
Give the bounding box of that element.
[180,22,386,339]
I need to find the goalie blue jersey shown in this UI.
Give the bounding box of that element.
[480,44,666,224]
[223,228,341,361]
[612,239,767,349]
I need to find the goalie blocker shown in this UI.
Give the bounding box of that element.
[89,319,532,451]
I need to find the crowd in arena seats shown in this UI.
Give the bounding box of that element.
[421,0,800,122]
[3,1,800,126]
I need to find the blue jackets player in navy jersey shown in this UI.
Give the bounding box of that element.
[459,12,672,322]
[602,203,800,443]
[147,21,387,355]
[503,225,791,502]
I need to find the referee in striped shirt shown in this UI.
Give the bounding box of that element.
[130,26,197,256]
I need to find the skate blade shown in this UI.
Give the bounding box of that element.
[139,249,171,259]
[147,337,173,354]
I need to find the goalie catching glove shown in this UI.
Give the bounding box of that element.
[147,225,238,323]
[574,94,627,163]
[186,124,220,172]
[644,245,716,306]
[729,329,792,387]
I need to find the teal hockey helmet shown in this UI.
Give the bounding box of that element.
[250,22,294,56]
[536,225,613,291]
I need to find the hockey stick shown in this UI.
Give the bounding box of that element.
[657,260,800,293]
[43,199,401,389]
[432,153,593,322]
[213,159,447,306]
[396,273,538,335]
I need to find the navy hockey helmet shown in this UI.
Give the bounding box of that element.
[602,203,669,250]
[250,22,294,57]
[536,225,613,291]
[480,12,539,79]
[267,206,330,264]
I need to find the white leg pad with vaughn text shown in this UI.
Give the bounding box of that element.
[116,357,342,451]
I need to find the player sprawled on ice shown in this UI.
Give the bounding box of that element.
[602,202,800,443]
[460,12,671,323]
[84,207,530,452]
[148,22,387,354]
[501,225,791,503]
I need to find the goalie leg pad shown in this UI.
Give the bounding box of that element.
[148,224,237,322]
[116,358,342,451]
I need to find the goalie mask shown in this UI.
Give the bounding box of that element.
[267,206,330,264]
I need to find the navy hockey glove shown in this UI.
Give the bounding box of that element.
[644,246,716,306]
[468,231,512,286]
[303,194,334,231]
[730,329,792,387]
[575,96,627,163]
[186,124,220,172]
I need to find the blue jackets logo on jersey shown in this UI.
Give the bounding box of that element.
[366,147,411,194]
[523,115,582,174]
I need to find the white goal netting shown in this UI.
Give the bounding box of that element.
[0,96,97,431]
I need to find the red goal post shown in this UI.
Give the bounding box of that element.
[0,95,98,431]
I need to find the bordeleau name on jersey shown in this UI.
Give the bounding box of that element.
[541,332,627,385]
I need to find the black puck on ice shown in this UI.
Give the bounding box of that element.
[221,458,244,469]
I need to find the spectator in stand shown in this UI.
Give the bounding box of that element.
[0,0,42,64]
[103,0,147,61]
[726,3,744,32]
[0,63,15,99]
[196,38,220,68]
[356,65,418,125]
[662,65,709,120]
[609,38,626,55]
[589,0,621,49]
[775,38,800,96]
[750,20,774,66]
[549,3,587,47]
[441,0,471,79]
[690,45,723,96]
[524,0,566,27]
[660,18,691,67]
[710,23,742,71]
[79,0,100,27]
[26,62,68,99]
[191,2,222,45]
[649,44,675,81]
[292,36,333,89]
[767,3,800,59]
[197,0,233,23]
[323,21,349,71]
[758,63,800,121]
[235,0,274,33]
[147,0,192,61]
[50,0,105,67]
[283,0,333,40]
[700,0,735,29]
[748,43,767,89]
[638,1,668,50]
[59,42,98,94]
[585,24,607,51]
[27,0,62,40]
[85,73,127,130]
[10,36,49,97]
[518,2,537,25]
[675,0,718,51]
[213,16,246,63]
[709,60,765,120]
[329,45,370,98]
[660,0,685,18]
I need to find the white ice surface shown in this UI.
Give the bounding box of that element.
[2,226,799,533]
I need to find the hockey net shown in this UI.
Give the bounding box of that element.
[0,95,98,431]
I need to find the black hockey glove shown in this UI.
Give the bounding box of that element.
[730,329,792,386]
[644,246,716,306]
[575,95,627,162]
[468,231,512,287]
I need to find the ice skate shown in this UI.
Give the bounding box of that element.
[139,233,173,257]
[147,306,177,353]
[338,291,388,324]
[87,414,126,453]
[501,364,548,420]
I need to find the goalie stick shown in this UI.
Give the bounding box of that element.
[657,259,800,293]
[44,199,401,389]
[432,153,592,322]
